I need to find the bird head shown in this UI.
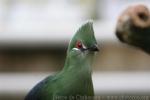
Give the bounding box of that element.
[65,21,99,68]
[68,21,98,53]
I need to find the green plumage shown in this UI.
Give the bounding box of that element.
[25,21,98,100]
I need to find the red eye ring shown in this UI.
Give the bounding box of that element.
[76,41,83,49]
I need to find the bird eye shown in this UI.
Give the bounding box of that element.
[76,41,83,49]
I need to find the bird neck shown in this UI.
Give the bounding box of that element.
[62,54,94,75]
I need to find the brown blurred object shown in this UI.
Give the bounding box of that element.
[116,4,150,53]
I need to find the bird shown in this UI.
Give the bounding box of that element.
[24,21,99,100]
[116,4,150,53]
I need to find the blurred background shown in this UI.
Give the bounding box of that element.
[0,0,150,100]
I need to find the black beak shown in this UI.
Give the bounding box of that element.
[88,44,99,52]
